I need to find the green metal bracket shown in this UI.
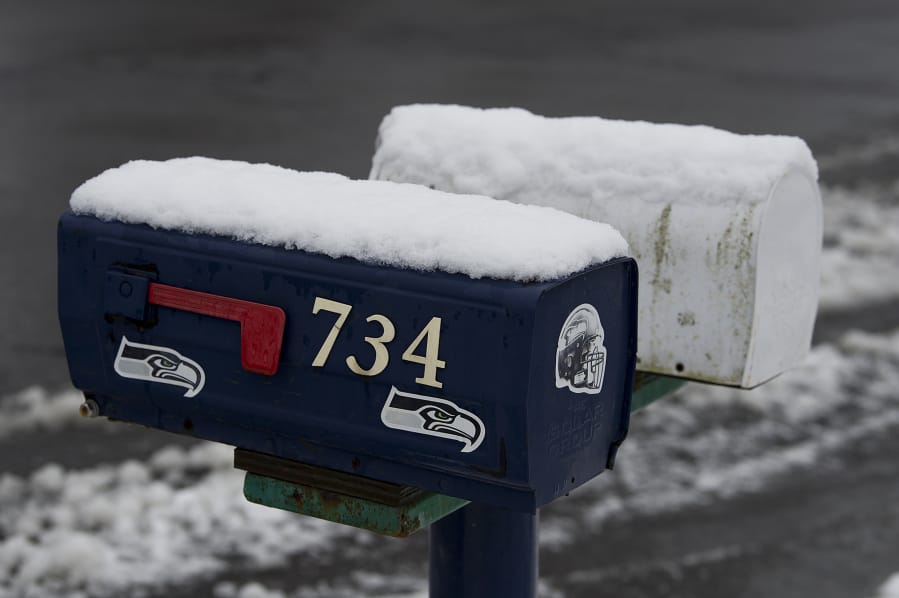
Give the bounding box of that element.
[237,374,684,536]
[236,449,468,537]
[243,472,468,537]
[631,372,687,412]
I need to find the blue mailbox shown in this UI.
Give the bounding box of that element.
[58,210,637,512]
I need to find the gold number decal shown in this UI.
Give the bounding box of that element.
[311,297,353,367]
[402,317,446,388]
[312,297,447,384]
[346,314,396,376]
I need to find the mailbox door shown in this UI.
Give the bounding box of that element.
[527,258,638,505]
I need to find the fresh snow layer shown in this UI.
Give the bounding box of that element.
[371,104,818,212]
[70,158,628,283]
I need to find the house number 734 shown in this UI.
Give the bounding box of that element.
[309,297,446,389]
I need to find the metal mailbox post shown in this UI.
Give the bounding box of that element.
[428,373,683,598]
[59,210,640,597]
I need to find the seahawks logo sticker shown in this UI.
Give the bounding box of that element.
[114,337,206,398]
[556,304,607,394]
[381,387,485,453]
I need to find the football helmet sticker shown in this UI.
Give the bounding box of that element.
[555,304,607,395]
[114,337,206,398]
[381,386,485,453]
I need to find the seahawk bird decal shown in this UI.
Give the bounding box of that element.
[113,337,206,398]
[381,386,485,453]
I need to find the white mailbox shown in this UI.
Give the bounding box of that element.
[371,104,822,388]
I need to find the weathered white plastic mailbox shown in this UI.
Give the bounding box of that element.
[371,104,822,388]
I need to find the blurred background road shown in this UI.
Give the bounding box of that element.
[1,1,898,597]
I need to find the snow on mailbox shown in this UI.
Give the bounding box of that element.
[372,105,823,388]
[58,158,637,512]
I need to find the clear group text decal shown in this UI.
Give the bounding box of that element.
[555,304,607,394]
[381,386,485,453]
[114,337,206,398]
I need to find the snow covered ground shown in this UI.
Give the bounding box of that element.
[819,182,899,310]
[0,442,352,598]
[872,574,899,598]
[2,171,898,597]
